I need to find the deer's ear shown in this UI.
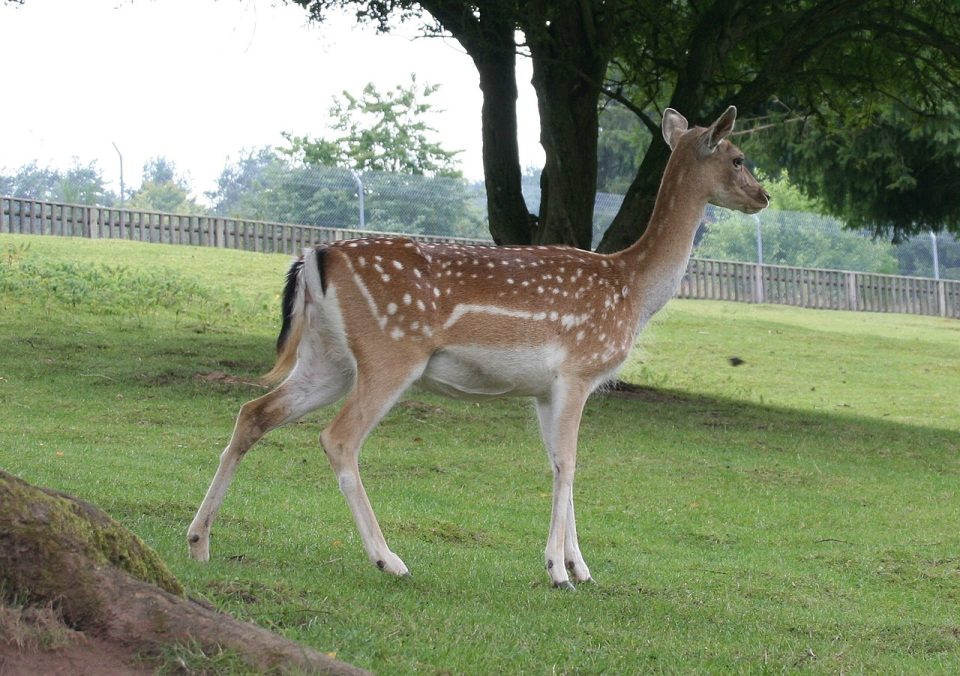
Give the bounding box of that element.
[662,109,689,150]
[704,106,737,151]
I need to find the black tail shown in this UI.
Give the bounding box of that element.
[276,257,304,354]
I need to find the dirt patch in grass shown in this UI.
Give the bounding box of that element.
[193,371,267,388]
[0,602,150,675]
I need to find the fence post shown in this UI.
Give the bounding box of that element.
[751,263,765,303]
[845,272,858,311]
[87,206,97,239]
[937,280,947,317]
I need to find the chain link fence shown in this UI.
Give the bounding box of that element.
[218,163,955,280]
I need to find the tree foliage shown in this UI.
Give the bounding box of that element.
[696,212,899,274]
[288,0,960,250]
[752,105,960,241]
[208,147,487,238]
[128,157,203,214]
[281,76,462,177]
[0,161,112,205]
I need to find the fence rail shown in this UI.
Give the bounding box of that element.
[3,196,958,319]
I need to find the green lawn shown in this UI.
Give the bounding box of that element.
[2,233,959,673]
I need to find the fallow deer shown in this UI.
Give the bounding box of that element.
[188,107,769,589]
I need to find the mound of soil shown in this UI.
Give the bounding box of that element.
[0,469,366,675]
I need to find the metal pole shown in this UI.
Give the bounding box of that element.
[930,231,940,280]
[754,214,763,264]
[350,170,365,229]
[111,142,125,208]
[752,214,765,303]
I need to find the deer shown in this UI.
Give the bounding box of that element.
[187,107,769,589]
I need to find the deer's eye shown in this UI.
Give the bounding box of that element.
[733,157,744,169]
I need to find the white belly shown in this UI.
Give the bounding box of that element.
[418,344,566,399]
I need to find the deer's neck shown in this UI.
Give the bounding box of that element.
[615,160,708,322]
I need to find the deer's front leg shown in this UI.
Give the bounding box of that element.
[537,384,590,590]
[564,496,592,583]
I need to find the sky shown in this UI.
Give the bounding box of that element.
[0,0,543,201]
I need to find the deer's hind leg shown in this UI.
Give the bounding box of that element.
[187,359,354,562]
[320,356,428,577]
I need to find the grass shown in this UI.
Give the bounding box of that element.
[1,233,959,673]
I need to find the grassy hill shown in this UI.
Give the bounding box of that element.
[1,233,958,673]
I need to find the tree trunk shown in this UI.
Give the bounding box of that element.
[474,34,536,244]
[524,0,614,249]
[0,470,366,675]
[420,0,535,244]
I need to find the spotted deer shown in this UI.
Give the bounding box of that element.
[188,107,768,589]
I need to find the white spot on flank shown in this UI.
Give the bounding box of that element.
[413,268,422,278]
[433,287,441,297]
[392,260,404,270]
[387,302,398,315]
[381,274,391,283]
[373,263,384,274]
[416,299,426,311]
[390,327,405,340]
[403,293,412,305]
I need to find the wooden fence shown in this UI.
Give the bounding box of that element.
[678,258,958,318]
[3,196,958,319]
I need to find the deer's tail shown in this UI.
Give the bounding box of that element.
[262,247,328,385]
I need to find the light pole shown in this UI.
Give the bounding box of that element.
[754,214,763,264]
[930,231,940,280]
[350,170,365,229]
[112,142,125,207]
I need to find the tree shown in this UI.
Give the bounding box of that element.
[58,162,111,205]
[209,148,487,237]
[281,76,462,177]
[128,157,204,214]
[290,0,960,251]
[695,211,900,273]
[1,161,113,205]
[752,104,960,242]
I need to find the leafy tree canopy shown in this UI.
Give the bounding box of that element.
[1,160,112,205]
[281,76,463,178]
[289,0,960,250]
[128,157,203,214]
[751,104,960,242]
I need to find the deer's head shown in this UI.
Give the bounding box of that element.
[662,106,769,214]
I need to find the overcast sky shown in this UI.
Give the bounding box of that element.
[0,0,542,200]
